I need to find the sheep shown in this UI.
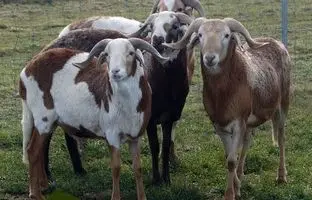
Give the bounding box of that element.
[150,0,205,17]
[58,16,143,38]
[19,38,169,200]
[40,29,128,183]
[151,0,205,84]
[163,17,292,199]
[128,11,193,184]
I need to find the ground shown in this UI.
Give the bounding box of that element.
[0,0,312,199]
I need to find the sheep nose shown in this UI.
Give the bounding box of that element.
[152,36,165,46]
[111,69,120,74]
[204,54,216,66]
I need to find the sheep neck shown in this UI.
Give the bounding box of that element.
[200,45,252,127]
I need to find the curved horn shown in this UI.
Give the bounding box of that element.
[73,39,112,69]
[127,14,158,38]
[174,12,193,25]
[150,0,160,14]
[128,38,169,65]
[223,18,268,49]
[181,0,205,17]
[163,17,207,50]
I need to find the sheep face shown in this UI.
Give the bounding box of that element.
[160,0,186,13]
[151,12,184,52]
[198,21,232,75]
[103,39,137,81]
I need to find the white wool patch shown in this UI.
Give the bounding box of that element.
[152,11,176,39]
[51,53,102,135]
[20,69,57,135]
[92,16,142,35]
[100,58,145,148]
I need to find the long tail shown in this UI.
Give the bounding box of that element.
[21,100,33,164]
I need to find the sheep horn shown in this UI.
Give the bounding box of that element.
[181,0,205,17]
[150,0,160,14]
[73,39,112,69]
[128,38,169,65]
[163,17,207,50]
[127,13,158,38]
[223,18,268,49]
[173,12,193,25]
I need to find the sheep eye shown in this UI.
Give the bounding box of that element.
[104,52,108,57]
[177,8,183,12]
[129,51,135,56]
[225,33,230,39]
[198,33,202,38]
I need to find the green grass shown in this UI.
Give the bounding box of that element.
[1,0,312,199]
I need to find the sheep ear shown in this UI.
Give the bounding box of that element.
[187,33,199,50]
[135,49,145,67]
[231,33,244,52]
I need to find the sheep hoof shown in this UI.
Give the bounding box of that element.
[42,180,56,195]
[151,173,162,186]
[29,192,45,200]
[152,178,162,186]
[224,188,235,200]
[75,168,87,176]
[276,176,287,184]
[162,175,171,185]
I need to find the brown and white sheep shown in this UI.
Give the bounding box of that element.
[163,17,292,200]
[20,38,168,200]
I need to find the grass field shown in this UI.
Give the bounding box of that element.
[0,0,312,199]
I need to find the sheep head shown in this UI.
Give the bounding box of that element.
[74,38,169,81]
[163,17,268,74]
[128,11,192,54]
[151,0,205,17]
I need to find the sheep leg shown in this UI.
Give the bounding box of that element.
[221,122,244,200]
[147,122,161,185]
[64,133,86,175]
[129,139,146,200]
[237,128,252,180]
[41,133,56,194]
[28,128,50,200]
[161,121,173,184]
[43,133,54,182]
[272,110,287,183]
[110,146,121,200]
[169,121,179,168]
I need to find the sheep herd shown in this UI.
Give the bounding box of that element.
[19,0,292,199]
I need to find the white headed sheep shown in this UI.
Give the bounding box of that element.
[19,38,168,200]
[129,11,193,184]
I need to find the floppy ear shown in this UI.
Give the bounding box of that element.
[135,49,145,67]
[231,33,244,52]
[187,33,199,50]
